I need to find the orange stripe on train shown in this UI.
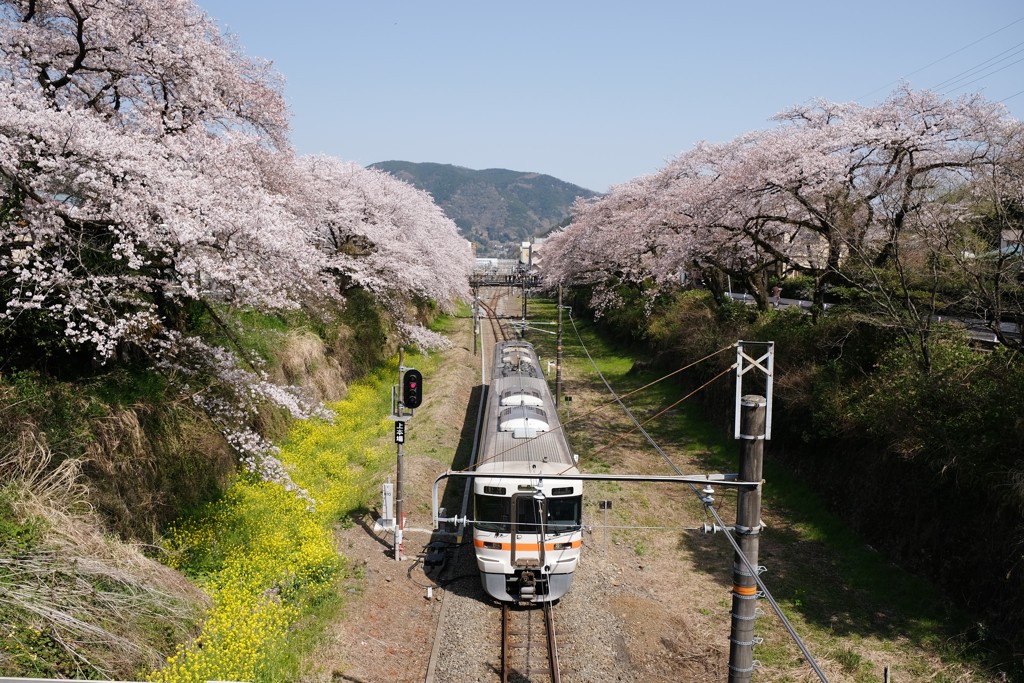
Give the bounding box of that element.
[473,540,582,551]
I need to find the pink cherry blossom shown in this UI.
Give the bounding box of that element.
[1,0,473,487]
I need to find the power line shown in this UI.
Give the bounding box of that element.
[940,54,1024,96]
[929,39,1024,91]
[1001,87,1024,103]
[856,14,1024,100]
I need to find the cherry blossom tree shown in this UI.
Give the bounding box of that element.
[0,0,325,355]
[541,175,672,313]
[747,88,1018,368]
[0,0,332,490]
[542,87,1023,368]
[1,0,473,488]
[0,0,288,143]
[541,144,769,313]
[935,124,1024,350]
[293,155,472,327]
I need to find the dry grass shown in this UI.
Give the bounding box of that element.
[0,433,207,679]
[275,330,348,402]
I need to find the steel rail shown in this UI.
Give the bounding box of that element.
[500,603,559,683]
[544,601,561,683]
[478,291,508,343]
[501,604,511,683]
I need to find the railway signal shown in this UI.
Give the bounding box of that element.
[389,352,423,562]
[402,368,423,409]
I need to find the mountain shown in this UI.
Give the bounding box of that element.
[368,161,600,257]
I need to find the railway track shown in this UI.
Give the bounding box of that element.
[479,289,510,343]
[501,602,561,683]
[430,286,571,683]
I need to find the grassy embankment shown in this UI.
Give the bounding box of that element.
[0,298,443,682]
[524,296,992,683]
[1,360,226,678]
[145,305,447,682]
[148,360,411,682]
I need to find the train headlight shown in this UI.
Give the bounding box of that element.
[553,542,573,550]
[482,541,502,550]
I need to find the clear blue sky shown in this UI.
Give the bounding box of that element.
[198,1,1024,193]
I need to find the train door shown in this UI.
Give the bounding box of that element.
[509,492,545,569]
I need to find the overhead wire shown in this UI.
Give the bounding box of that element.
[929,39,1024,92]
[564,313,732,473]
[556,362,735,476]
[938,53,1024,96]
[566,314,830,682]
[855,14,1024,101]
[1001,87,1024,103]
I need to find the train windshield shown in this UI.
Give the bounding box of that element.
[516,495,583,535]
[515,496,542,534]
[546,495,582,534]
[475,494,583,535]
[475,494,510,533]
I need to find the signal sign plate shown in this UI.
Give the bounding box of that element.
[395,420,405,444]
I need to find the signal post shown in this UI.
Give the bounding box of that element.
[390,349,422,561]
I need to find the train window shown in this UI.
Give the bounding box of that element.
[546,496,583,534]
[499,406,548,421]
[515,497,542,534]
[474,495,510,533]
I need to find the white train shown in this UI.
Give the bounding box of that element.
[473,340,583,602]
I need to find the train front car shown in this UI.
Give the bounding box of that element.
[473,341,583,603]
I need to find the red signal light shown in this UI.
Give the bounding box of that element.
[402,369,423,409]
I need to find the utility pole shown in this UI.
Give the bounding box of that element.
[521,271,527,322]
[395,428,405,561]
[556,284,563,406]
[472,289,479,356]
[520,241,531,322]
[728,394,766,682]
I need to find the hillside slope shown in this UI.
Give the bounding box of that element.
[369,161,600,255]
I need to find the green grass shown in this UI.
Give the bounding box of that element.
[0,485,46,555]
[430,301,472,335]
[526,299,637,381]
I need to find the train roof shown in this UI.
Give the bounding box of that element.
[476,339,578,473]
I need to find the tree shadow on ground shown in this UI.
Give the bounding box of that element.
[421,383,496,604]
[678,506,980,652]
